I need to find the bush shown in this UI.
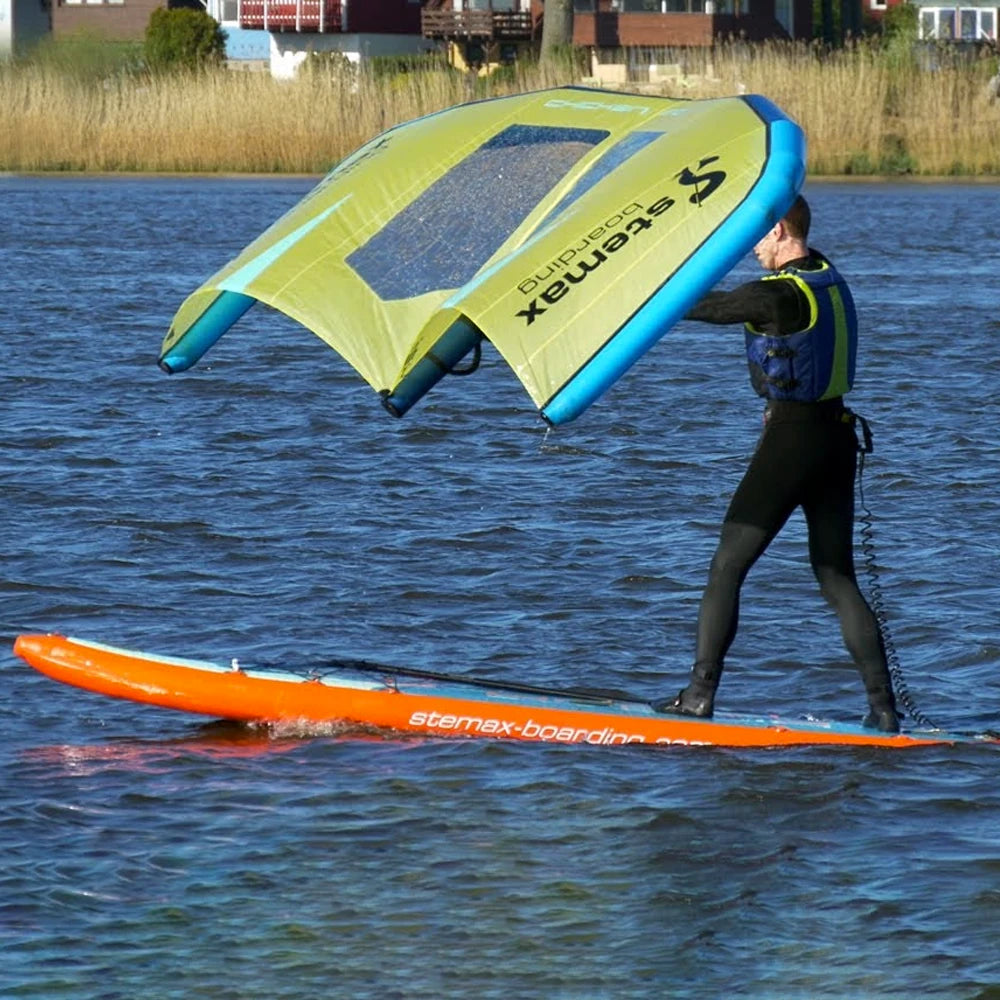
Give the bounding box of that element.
[144,8,227,72]
[882,1,918,42]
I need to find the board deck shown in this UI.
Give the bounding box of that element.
[13,634,996,750]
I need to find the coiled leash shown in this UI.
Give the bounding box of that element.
[850,410,937,729]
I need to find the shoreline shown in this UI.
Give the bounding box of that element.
[6,171,1000,183]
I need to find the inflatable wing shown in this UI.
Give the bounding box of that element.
[160,86,805,424]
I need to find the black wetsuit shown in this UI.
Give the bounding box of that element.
[676,253,897,724]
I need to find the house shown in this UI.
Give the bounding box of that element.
[568,0,815,48]
[864,0,894,24]
[38,0,999,76]
[856,0,998,38]
[52,0,160,41]
[208,0,439,76]
[44,0,438,74]
[1,0,51,55]
[419,0,532,67]
[419,0,820,80]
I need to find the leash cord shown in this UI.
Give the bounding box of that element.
[855,427,937,729]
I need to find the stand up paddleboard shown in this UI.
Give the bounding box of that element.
[13,634,996,750]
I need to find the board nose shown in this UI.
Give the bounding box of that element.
[13,634,50,663]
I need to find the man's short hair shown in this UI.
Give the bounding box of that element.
[783,195,811,240]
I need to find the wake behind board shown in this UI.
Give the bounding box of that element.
[14,634,994,750]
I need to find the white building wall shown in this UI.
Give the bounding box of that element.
[1,0,52,56]
[0,0,12,56]
[269,31,438,79]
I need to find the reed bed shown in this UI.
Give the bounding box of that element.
[2,41,998,175]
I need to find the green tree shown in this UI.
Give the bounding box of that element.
[144,8,227,72]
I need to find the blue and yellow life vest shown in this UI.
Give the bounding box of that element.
[744,255,857,402]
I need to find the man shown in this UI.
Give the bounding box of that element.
[654,194,900,733]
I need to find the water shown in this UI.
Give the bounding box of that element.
[2,176,1000,998]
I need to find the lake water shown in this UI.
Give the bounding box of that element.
[2,175,1000,999]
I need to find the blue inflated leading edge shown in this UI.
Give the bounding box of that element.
[381,317,484,418]
[540,96,806,426]
[159,290,256,374]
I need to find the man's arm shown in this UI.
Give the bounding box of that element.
[685,279,807,334]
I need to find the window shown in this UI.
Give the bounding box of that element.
[920,7,954,38]
[964,5,998,39]
[919,6,998,41]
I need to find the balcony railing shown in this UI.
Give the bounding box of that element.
[238,0,343,32]
[421,7,534,40]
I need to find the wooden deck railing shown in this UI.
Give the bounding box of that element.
[421,7,534,40]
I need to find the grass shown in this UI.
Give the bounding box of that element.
[2,37,999,175]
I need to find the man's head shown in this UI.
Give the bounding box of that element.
[753,194,811,271]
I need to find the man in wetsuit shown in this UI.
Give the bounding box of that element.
[655,194,901,733]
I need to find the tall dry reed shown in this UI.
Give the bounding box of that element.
[657,40,1000,175]
[2,42,998,175]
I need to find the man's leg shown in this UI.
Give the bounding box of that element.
[803,474,899,732]
[656,422,804,717]
[655,521,777,716]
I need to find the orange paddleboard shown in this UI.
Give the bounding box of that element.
[13,633,995,750]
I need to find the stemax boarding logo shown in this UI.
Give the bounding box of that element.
[514,156,726,327]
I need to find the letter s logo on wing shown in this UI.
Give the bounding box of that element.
[676,156,726,206]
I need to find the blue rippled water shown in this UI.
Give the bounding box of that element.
[2,175,1000,999]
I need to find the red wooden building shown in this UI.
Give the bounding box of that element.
[420,0,817,51]
[52,0,163,41]
[44,0,916,79]
[233,0,420,33]
[48,0,423,41]
[48,0,818,46]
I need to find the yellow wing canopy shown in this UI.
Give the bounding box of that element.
[160,87,805,424]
